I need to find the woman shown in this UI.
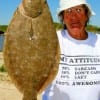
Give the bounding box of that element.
[42,0,100,100]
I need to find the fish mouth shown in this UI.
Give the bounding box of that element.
[22,0,43,18]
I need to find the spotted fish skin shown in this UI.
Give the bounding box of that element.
[3,0,59,100]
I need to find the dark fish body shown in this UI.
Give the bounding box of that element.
[3,0,59,100]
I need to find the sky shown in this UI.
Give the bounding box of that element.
[0,0,100,27]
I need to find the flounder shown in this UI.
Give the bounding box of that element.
[3,0,59,100]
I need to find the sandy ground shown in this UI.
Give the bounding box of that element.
[0,72,23,100]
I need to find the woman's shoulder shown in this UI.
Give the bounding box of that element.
[95,33,100,42]
[88,32,99,38]
[56,29,62,34]
[88,32,100,36]
[96,32,100,37]
[88,32,100,44]
[56,29,66,40]
[56,29,66,36]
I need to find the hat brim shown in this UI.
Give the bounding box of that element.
[57,3,95,17]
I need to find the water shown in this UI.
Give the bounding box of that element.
[0,35,4,51]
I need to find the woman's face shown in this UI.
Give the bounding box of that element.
[63,5,88,33]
